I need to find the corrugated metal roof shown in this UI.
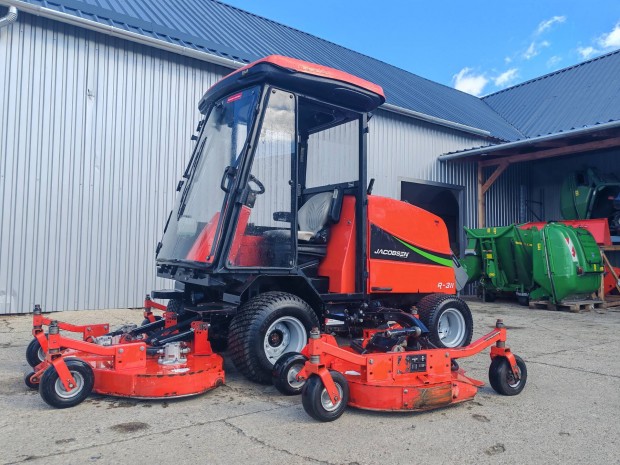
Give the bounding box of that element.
[483,49,620,138]
[8,0,524,141]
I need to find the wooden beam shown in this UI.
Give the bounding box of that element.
[479,136,620,168]
[477,163,485,227]
[481,161,510,195]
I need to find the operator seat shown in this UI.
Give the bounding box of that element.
[263,189,342,259]
[297,192,334,242]
[296,189,342,261]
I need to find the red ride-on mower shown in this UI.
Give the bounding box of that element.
[273,316,526,421]
[150,55,476,384]
[26,56,479,405]
[24,297,224,408]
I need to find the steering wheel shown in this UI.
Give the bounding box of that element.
[248,174,266,194]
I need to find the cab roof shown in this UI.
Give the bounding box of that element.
[199,55,386,114]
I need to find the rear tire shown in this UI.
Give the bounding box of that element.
[301,371,349,422]
[26,337,46,367]
[489,355,527,396]
[166,299,185,315]
[417,294,473,348]
[39,359,94,409]
[228,292,318,384]
[273,352,308,395]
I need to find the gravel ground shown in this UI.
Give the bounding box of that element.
[0,299,618,465]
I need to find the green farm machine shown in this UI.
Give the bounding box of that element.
[460,223,603,305]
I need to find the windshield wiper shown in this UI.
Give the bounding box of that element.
[177,137,207,219]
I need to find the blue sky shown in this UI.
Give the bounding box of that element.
[223,0,620,96]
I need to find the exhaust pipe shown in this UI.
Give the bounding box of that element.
[0,6,18,30]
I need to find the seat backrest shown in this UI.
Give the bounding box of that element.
[298,192,334,234]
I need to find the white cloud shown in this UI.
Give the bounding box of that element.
[453,68,488,96]
[599,22,620,48]
[523,41,550,60]
[546,55,562,68]
[504,56,512,64]
[494,68,519,87]
[536,15,566,35]
[577,46,599,59]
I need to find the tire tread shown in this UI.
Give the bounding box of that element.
[228,292,318,384]
[416,293,473,348]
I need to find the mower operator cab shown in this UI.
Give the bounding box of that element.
[156,55,385,287]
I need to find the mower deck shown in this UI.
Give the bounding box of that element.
[25,297,224,408]
[274,319,527,421]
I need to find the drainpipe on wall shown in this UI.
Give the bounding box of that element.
[0,6,18,30]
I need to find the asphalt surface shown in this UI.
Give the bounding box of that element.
[1,299,619,465]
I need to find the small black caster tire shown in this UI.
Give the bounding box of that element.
[26,337,46,367]
[489,355,527,396]
[273,352,308,395]
[301,371,349,422]
[24,371,39,390]
[39,359,94,408]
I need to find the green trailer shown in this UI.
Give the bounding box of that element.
[460,223,603,305]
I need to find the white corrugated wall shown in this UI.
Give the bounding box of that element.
[0,13,527,313]
[0,13,230,313]
[368,111,529,229]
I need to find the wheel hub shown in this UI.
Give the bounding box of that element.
[320,384,343,412]
[54,371,84,399]
[268,329,284,347]
[437,308,466,347]
[263,317,307,364]
[287,363,305,389]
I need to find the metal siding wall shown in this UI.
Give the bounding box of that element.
[0,14,230,313]
[483,163,532,226]
[367,110,526,230]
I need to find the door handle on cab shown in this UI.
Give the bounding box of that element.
[220,165,237,193]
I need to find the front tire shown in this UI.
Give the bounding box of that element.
[228,292,318,384]
[417,294,473,348]
[39,359,94,409]
[489,355,527,396]
[301,371,349,422]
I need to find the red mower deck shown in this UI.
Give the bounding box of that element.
[273,319,527,421]
[25,297,224,408]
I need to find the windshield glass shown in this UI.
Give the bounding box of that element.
[157,86,261,263]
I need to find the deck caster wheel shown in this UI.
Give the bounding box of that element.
[489,355,527,396]
[39,359,94,408]
[301,371,349,422]
[24,371,39,390]
[26,338,46,367]
[273,352,308,395]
